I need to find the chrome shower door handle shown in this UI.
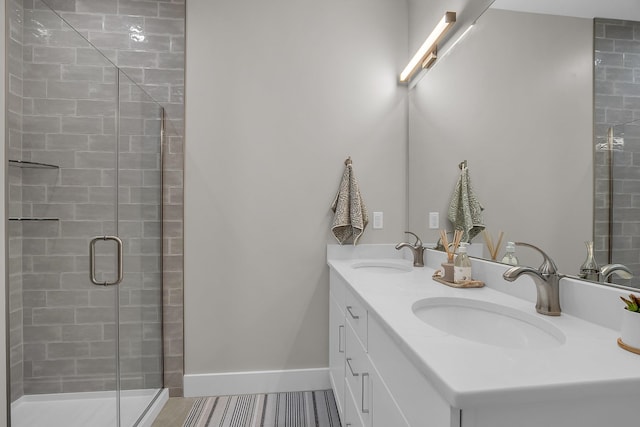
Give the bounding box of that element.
[89,236,124,286]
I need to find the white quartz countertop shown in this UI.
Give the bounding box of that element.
[328,250,640,409]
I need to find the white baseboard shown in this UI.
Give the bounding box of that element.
[183,367,331,397]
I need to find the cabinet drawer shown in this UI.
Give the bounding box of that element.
[344,286,368,349]
[345,323,371,426]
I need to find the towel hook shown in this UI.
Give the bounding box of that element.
[345,157,352,166]
[459,160,467,170]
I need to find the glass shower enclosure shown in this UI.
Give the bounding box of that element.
[6,1,165,425]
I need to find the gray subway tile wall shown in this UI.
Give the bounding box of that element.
[7,0,185,402]
[594,19,640,283]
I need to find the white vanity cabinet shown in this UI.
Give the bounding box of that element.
[330,272,412,427]
[328,249,640,427]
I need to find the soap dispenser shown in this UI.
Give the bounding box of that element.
[501,242,519,266]
[578,241,599,281]
[454,243,472,283]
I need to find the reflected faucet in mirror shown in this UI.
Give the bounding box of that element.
[396,231,425,267]
[578,239,633,283]
[502,242,561,316]
[600,264,633,283]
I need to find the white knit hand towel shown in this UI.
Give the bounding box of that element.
[331,163,368,245]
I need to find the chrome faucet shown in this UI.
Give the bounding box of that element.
[502,242,562,316]
[395,231,425,267]
[600,264,633,282]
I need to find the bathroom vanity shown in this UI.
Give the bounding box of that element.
[327,245,640,427]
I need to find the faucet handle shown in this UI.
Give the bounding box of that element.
[404,231,423,247]
[514,242,558,275]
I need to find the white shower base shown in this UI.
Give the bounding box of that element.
[11,388,168,427]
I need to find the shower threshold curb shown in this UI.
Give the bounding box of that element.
[11,388,168,427]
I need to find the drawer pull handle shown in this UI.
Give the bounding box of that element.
[338,325,344,353]
[346,306,359,319]
[346,357,358,377]
[361,372,370,414]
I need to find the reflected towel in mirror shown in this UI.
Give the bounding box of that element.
[448,164,484,242]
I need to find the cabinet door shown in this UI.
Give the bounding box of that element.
[344,381,365,427]
[368,315,457,426]
[345,322,371,426]
[370,367,410,427]
[329,293,346,418]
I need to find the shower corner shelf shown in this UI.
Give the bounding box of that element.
[8,159,60,169]
[9,217,60,221]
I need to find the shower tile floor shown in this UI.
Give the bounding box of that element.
[11,389,167,427]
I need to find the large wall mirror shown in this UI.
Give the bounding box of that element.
[408,0,640,290]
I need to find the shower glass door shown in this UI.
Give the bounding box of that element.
[116,71,164,425]
[8,2,121,424]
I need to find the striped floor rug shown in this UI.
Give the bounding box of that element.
[183,390,341,427]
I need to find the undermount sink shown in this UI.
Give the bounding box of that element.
[412,297,566,349]
[351,259,412,273]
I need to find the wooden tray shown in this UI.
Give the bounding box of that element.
[432,275,484,289]
[618,337,640,355]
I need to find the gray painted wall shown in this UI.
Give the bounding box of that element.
[184,0,408,375]
[408,9,593,274]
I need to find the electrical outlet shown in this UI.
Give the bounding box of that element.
[429,212,439,229]
[373,211,383,229]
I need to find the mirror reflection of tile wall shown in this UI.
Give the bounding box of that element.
[594,18,640,288]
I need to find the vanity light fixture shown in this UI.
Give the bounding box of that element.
[399,11,456,83]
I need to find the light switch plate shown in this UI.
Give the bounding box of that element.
[429,212,439,229]
[373,212,383,229]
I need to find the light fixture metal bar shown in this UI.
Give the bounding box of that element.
[399,11,456,83]
[421,51,437,70]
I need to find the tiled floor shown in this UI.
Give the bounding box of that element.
[152,397,199,427]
